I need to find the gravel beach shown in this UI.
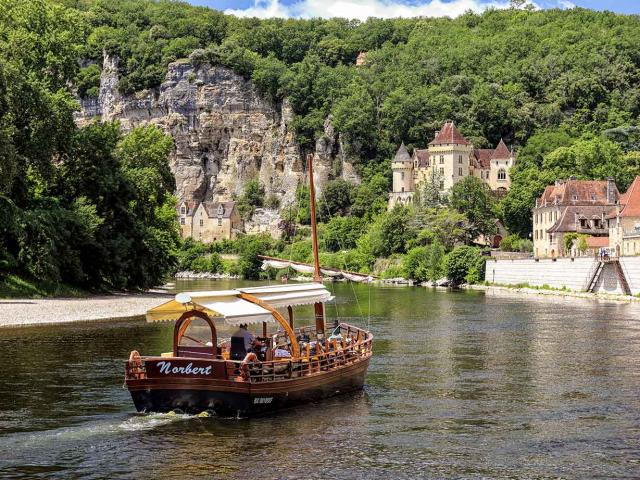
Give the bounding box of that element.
[0,291,173,328]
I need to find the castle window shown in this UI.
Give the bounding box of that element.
[218,218,222,226]
[458,167,463,176]
[458,155,462,164]
[426,159,430,167]
[439,167,444,175]
[180,218,185,225]
[498,168,506,180]
[439,155,444,164]
[439,180,444,189]
[199,219,204,227]
[401,187,404,192]
[180,206,186,214]
[401,172,405,180]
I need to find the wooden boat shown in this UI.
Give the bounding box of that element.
[124,155,373,416]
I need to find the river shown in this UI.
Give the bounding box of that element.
[0,280,639,479]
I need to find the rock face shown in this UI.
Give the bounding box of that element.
[77,54,359,208]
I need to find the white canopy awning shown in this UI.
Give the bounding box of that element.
[146,283,332,324]
[238,283,333,308]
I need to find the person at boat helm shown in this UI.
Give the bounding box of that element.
[231,324,263,360]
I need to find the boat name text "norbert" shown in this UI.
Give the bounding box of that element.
[157,361,212,376]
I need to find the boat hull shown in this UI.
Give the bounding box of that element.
[127,357,370,417]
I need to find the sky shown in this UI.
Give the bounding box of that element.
[186,0,639,20]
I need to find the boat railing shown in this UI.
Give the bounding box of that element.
[244,327,373,384]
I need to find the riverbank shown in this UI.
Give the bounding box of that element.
[468,283,640,303]
[0,290,172,328]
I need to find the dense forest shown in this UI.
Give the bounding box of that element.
[2,0,640,293]
[68,0,640,236]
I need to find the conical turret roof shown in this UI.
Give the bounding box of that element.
[393,142,412,163]
[491,138,511,159]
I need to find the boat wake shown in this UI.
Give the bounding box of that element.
[0,412,198,456]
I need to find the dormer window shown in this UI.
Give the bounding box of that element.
[180,206,186,214]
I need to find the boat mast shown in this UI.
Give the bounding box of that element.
[308,153,322,283]
[307,153,326,336]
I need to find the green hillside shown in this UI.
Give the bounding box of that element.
[67,1,640,233]
[2,0,640,291]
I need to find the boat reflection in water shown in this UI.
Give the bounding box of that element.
[124,154,373,416]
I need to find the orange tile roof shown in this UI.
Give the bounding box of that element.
[616,176,640,218]
[586,236,609,248]
[414,149,430,168]
[537,179,618,207]
[491,139,511,159]
[473,149,493,169]
[429,121,470,146]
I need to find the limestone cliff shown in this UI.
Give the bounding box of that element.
[76,54,359,211]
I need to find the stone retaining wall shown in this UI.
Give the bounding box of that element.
[484,256,640,295]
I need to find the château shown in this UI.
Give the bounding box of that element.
[389,121,515,209]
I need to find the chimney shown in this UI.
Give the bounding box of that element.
[607,177,616,205]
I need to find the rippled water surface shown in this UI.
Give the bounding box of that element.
[0,280,639,479]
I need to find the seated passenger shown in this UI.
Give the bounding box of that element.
[273,345,292,358]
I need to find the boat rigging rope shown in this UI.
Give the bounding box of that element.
[318,185,366,325]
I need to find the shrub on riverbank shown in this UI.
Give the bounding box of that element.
[500,234,533,253]
[445,246,486,286]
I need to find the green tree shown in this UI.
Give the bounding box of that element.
[445,245,486,286]
[318,178,355,220]
[450,176,496,242]
[428,239,445,281]
[322,216,366,252]
[402,246,430,282]
[237,234,273,280]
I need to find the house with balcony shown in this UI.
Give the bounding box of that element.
[532,177,619,258]
[607,176,640,257]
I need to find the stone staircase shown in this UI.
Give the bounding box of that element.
[585,259,631,295]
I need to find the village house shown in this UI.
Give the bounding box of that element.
[607,176,640,257]
[177,200,243,243]
[389,121,515,209]
[532,177,619,259]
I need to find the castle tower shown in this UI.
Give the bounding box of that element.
[427,121,473,192]
[388,142,415,209]
[487,138,514,194]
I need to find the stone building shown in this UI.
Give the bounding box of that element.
[532,178,619,259]
[607,176,640,257]
[178,200,243,243]
[388,121,515,209]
